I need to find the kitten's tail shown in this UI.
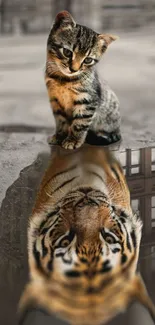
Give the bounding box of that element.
[85,130,121,146]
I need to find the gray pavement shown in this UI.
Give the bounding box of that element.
[0,133,48,205]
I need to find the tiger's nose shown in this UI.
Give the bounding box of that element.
[79,188,92,194]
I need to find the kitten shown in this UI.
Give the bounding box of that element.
[45,11,121,149]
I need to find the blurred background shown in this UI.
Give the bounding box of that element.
[0,0,155,141]
[0,0,155,34]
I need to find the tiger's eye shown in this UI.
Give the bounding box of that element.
[84,57,94,64]
[63,48,72,58]
[106,236,115,244]
[61,239,70,247]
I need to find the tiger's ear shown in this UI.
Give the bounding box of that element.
[53,11,76,30]
[98,34,119,47]
[131,273,155,323]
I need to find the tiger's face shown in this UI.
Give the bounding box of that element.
[27,188,142,325]
[33,200,139,278]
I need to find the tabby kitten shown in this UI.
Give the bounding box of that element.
[45,11,121,149]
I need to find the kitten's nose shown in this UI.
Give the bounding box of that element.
[70,67,78,73]
[71,59,81,72]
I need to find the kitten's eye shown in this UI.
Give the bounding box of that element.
[63,48,72,58]
[84,57,94,64]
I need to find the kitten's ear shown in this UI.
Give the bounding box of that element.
[53,11,76,29]
[98,34,119,47]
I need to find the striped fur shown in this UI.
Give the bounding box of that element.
[19,146,155,324]
[45,11,121,150]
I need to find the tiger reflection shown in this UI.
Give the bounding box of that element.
[19,146,155,325]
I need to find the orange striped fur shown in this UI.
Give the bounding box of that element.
[19,146,155,324]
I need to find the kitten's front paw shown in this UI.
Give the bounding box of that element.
[62,137,83,150]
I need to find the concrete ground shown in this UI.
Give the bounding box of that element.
[0,29,155,325]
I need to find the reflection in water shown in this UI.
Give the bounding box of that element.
[18,145,155,325]
[0,152,50,325]
[0,146,155,324]
[118,147,155,242]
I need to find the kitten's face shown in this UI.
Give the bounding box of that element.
[47,11,118,77]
